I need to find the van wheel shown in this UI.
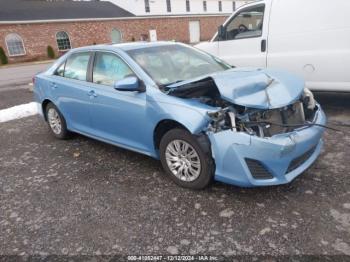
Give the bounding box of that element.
[159,129,214,189]
[45,103,70,139]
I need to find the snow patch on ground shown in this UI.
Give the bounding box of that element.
[0,102,39,123]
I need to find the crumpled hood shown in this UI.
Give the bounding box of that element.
[169,68,305,109]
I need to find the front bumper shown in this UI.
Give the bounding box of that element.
[208,106,326,187]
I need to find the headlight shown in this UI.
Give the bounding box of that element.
[303,88,316,110]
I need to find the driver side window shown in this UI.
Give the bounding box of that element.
[93,52,134,86]
[223,5,265,41]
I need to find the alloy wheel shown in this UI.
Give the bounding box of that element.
[47,108,62,135]
[165,139,201,182]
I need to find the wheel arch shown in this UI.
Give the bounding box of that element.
[153,119,213,158]
[153,119,189,150]
[42,99,53,121]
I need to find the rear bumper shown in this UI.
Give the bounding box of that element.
[33,84,45,118]
[208,106,326,187]
[36,102,44,118]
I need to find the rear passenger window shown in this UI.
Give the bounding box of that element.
[64,52,90,81]
[93,52,134,86]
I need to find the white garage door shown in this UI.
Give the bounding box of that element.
[189,21,200,43]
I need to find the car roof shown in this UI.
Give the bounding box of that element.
[71,41,178,53]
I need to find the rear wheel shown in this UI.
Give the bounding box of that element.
[159,129,214,189]
[45,103,70,139]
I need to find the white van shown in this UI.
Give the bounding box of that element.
[196,0,350,91]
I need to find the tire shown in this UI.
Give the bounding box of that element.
[159,128,214,189]
[45,102,70,139]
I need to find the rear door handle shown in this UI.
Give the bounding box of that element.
[88,90,97,98]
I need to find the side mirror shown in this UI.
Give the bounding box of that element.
[218,25,226,40]
[114,76,145,92]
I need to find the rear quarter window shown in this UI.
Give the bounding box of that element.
[55,63,65,77]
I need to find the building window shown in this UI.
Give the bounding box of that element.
[166,0,171,12]
[145,0,150,13]
[56,31,71,51]
[218,1,222,12]
[186,0,190,12]
[111,28,122,43]
[233,1,236,11]
[203,1,207,11]
[5,33,25,56]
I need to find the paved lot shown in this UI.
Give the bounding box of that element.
[0,87,33,110]
[0,62,52,110]
[0,89,350,257]
[0,62,52,88]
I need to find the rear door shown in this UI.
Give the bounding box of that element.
[218,3,270,67]
[50,52,93,133]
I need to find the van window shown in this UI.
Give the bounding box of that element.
[223,5,265,41]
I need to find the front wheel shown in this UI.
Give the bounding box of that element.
[159,129,214,189]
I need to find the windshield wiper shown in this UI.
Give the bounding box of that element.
[166,80,185,86]
[159,80,185,90]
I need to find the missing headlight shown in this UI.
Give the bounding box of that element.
[207,108,237,133]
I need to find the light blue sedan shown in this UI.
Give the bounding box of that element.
[33,42,326,189]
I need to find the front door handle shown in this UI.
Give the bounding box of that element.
[50,82,57,89]
[261,39,267,52]
[88,90,97,98]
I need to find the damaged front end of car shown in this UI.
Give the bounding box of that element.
[206,93,318,138]
[165,69,326,187]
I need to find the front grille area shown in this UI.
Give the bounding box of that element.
[249,102,308,137]
[245,159,274,180]
[286,146,317,174]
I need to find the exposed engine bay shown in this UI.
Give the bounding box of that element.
[165,77,318,138]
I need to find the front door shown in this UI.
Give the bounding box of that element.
[87,52,149,153]
[218,3,269,67]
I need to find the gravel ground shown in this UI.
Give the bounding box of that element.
[0,92,349,258]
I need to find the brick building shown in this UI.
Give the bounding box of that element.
[108,0,249,16]
[0,0,229,64]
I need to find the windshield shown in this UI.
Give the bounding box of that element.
[127,44,230,87]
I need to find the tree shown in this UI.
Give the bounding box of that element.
[0,47,8,65]
[47,45,55,59]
